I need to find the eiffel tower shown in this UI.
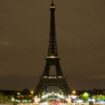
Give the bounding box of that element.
[35,0,70,95]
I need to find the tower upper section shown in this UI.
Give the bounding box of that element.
[48,0,58,57]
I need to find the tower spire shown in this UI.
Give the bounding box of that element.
[48,0,58,56]
[51,0,54,5]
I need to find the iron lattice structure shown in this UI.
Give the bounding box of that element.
[35,0,70,95]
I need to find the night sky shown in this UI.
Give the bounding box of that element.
[0,0,105,90]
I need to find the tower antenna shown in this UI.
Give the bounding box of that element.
[51,0,54,5]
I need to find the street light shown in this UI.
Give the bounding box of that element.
[30,90,34,95]
[72,90,76,95]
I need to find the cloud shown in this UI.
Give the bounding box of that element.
[87,75,105,80]
[0,41,11,46]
